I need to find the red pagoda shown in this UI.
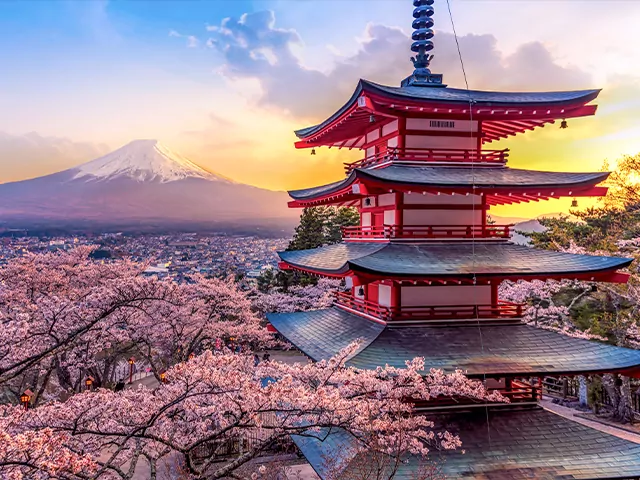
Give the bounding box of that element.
[267,1,640,478]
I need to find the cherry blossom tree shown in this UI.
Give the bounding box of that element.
[0,248,271,405]
[5,345,503,479]
[0,406,96,480]
[252,277,342,314]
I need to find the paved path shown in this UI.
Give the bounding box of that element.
[541,398,640,443]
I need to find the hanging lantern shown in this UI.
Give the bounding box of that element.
[560,119,568,129]
[357,286,365,296]
[364,198,372,207]
[571,198,578,208]
[20,390,33,410]
[310,148,316,155]
[369,114,376,123]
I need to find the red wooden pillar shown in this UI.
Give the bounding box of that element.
[395,192,404,234]
[397,117,407,153]
[390,281,401,309]
[481,194,487,236]
[490,281,498,308]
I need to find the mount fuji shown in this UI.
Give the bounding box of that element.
[0,140,297,234]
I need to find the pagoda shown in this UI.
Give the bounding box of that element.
[267,1,640,478]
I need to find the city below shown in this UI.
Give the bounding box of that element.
[0,232,288,283]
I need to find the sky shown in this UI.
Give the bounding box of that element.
[2,0,640,218]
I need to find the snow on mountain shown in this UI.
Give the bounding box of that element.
[0,139,297,233]
[71,139,234,183]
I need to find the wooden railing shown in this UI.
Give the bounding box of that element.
[387,302,523,322]
[333,291,523,322]
[542,376,580,400]
[413,381,538,410]
[333,291,391,319]
[345,147,509,173]
[342,224,512,240]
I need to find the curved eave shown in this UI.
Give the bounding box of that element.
[277,243,632,283]
[363,80,601,108]
[287,167,610,207]
[268,308,640,378]
[294,79,601,147]
[294,409,640,480]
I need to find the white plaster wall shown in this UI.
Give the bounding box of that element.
[403,209,483,226]
[406,118,478,132]
[378,193,396,206]
[366,130,380,143]
[400,285,491,306]
[404,193,481,205]
[379,284,392,307]
[387,136,399,148]
[405,135,477,150]
[366,146,375,157]
[383,210,396,225]
[382,120,399,136]
[361,212,372,227]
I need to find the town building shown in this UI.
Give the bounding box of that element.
[267,0,640,477]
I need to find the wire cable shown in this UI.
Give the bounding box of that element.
[446,0,493,448]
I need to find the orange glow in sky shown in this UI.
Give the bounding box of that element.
[3,0,640,220]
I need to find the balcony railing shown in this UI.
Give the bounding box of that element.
[345,147,509,173]
[342,224,512,241]
[412,380,538,411]
[333,291,523,322]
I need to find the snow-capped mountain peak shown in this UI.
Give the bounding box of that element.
[71,139,233,183]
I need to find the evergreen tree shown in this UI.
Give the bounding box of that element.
[256,268,276,293]
[278,206,360,290]
[325,206,360,244]
[287,206,359,250]
[287,207,331,251]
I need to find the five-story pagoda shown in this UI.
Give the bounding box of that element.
[268,1,640,478]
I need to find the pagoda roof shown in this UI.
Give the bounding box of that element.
[288,165,609,206]
[277,242,631,282]
[267,307,640,377]
[294,79,600,147]
[292,407,640,479]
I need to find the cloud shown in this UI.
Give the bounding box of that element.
[205,11,594,122]
[0,132,110,183]
[187,36,199,48]
[168,30,200,48]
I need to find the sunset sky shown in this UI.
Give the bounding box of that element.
[2,0,640,219]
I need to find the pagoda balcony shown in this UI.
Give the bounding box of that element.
[413,380,539,411]
[344,147,509,173]
[342,224,512,241]
[333,291,523,324]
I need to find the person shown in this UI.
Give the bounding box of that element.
[262,352,270,363]
[253,354,260,367]
[114,380,125,392]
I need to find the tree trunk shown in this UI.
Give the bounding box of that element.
[578,376,588,406]
[616,376,635,424]
[602,374,620,413]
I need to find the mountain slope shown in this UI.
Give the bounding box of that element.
[0,140,297,233]
[71,139,233,183]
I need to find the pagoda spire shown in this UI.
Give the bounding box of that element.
[401,0,445,88]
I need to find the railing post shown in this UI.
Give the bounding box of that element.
[562,378,569,399]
